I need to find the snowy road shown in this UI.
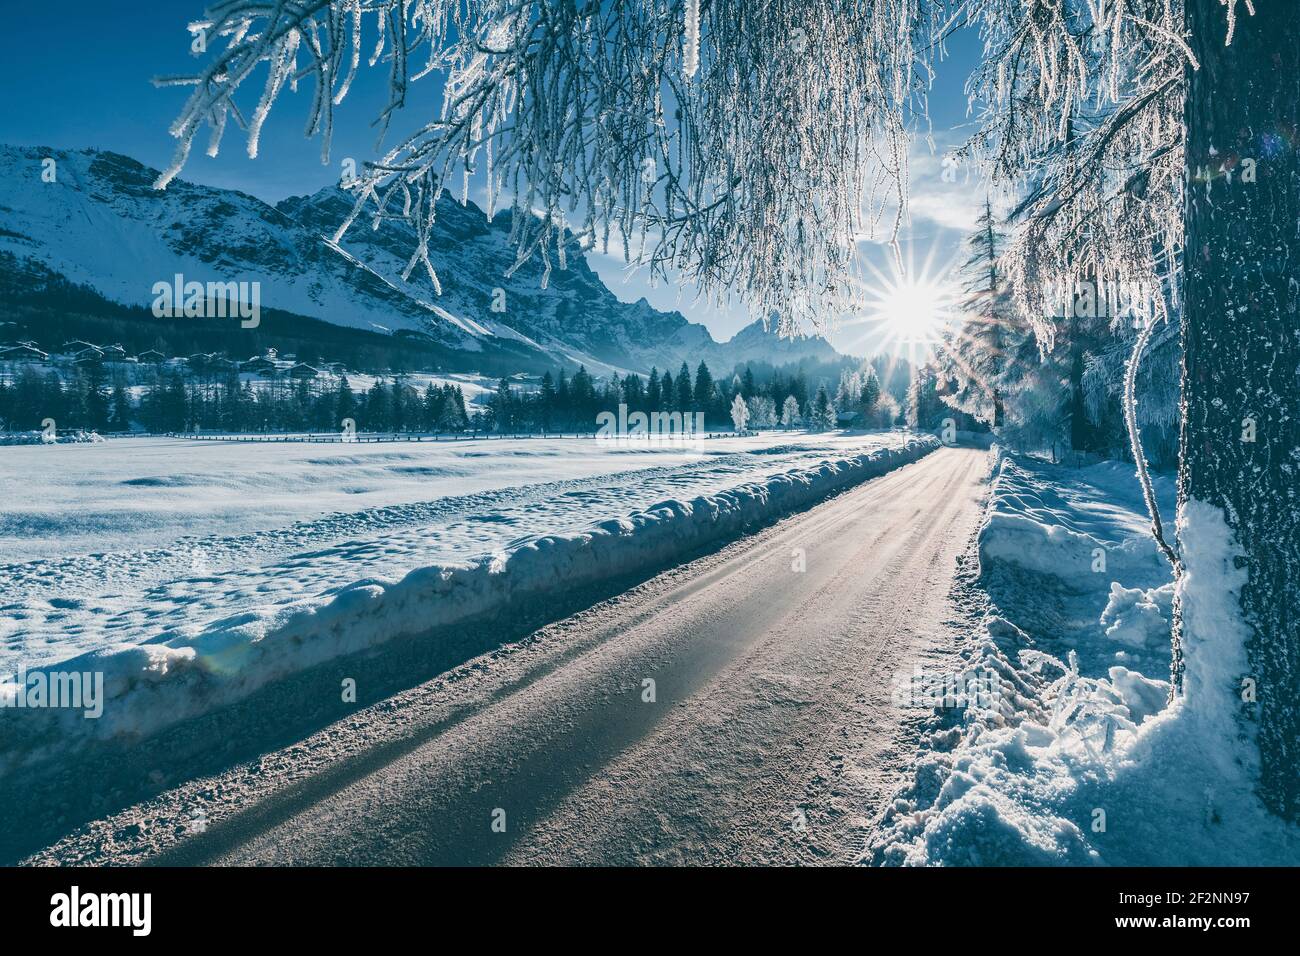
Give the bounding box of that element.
[33,446,989,866]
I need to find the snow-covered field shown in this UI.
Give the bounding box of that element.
[4,433,782,565]
[870,450,1300,866]
[0,430,935,767]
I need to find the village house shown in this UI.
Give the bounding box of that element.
[240,355,279,376]
[72,346,105,366]
[0,344,49,363]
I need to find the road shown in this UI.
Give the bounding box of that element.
[38,446,990,866]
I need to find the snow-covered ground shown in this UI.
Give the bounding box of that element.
[4,433,785,565]
[870,450,1300,866]
[0,430,935,768]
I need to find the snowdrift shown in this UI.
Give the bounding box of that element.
[868,452,1300,866]
[0,434,938,771]
[0,429,105,446]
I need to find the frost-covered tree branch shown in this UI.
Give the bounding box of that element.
[958,0,1237,573]
[960,0,1198,347]
[155,0,944,335]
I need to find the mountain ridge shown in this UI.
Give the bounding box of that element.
[0,144,841,376]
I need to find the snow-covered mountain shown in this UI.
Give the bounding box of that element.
[0,145,840,375]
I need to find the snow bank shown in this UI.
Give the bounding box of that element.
[0,429,105,446]
[0,435,938,771]
[1099,582,1174,649]
[979,457,1164,587]
[869,453,1300,866]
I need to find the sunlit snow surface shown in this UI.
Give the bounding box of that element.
[871,450,1300,866]
[0,432,907,675]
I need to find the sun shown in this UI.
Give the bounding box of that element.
[835,241,960,363]
[871,274,953,341]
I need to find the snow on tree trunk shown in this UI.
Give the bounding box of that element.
[1177,0,1300,821]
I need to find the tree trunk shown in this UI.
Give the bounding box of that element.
[1178,0,1300,820]
[1068,336,1089,452]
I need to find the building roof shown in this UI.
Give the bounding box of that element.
[0,344,48,360]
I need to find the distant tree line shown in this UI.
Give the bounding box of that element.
[484,358,908,433]
[0,365,129,432]
[2,351,918,437]
[0,365,471,434]
[137,373,471,434]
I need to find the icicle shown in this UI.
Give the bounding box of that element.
[683,0,700,80]
[1221,0,1257,47]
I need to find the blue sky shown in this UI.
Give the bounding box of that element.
[0,2,988,354]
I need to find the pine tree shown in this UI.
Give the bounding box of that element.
[455,387,469,427]
[693,361,714,410]
[335,377,356,432]
[492,378,514,433]
[555,370,571,427]
[570,366,595,426]
[646,368,661,412]
[439,386,468,431]
[538,372,556,430]
[861,366,881,420]
[810,385,835,432]
[676,362,693,412]
[622,373,645,412]
[367,380,391,431]
[935,199,1023,428]
[389,379,409,432]
[740,366,757,400]
[83,364,110,431]
[110,383,133,432]
[792,370,809,411]
[426,385,445,430]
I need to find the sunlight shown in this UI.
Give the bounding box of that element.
[871,274,953,342]
[838,242,960,366]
